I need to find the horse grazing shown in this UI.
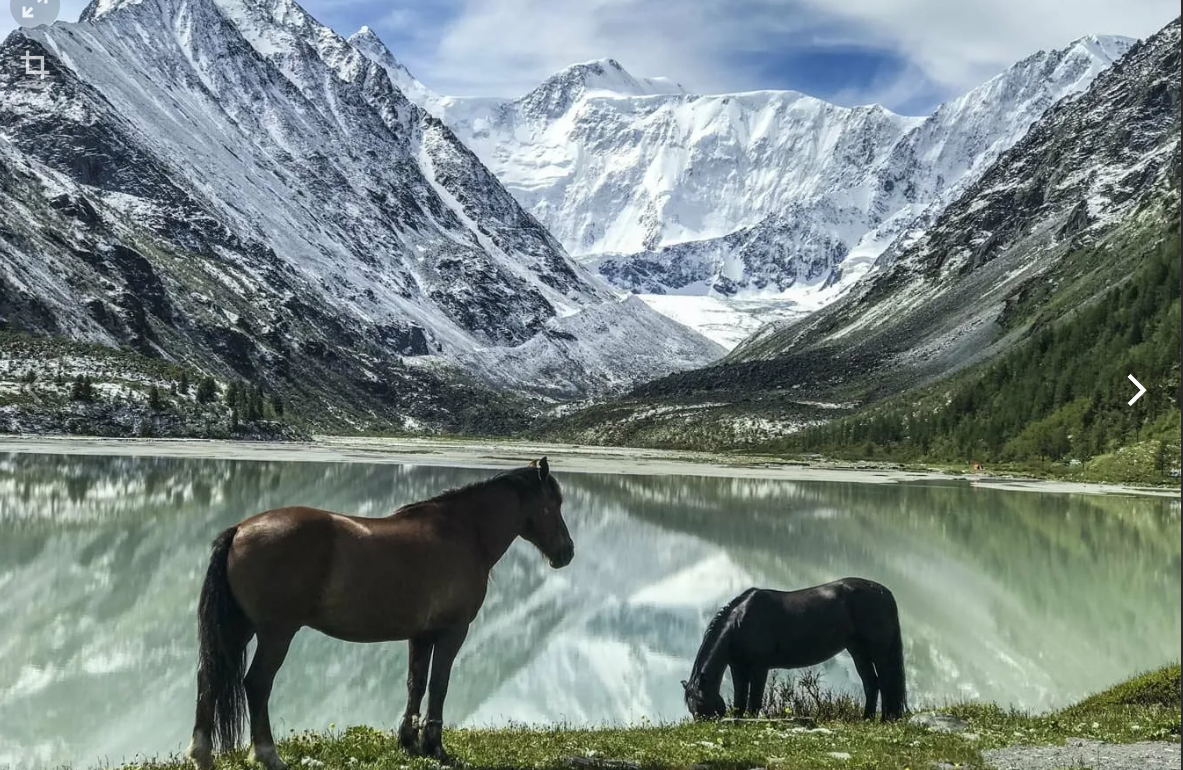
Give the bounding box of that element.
[185,458,574,770]
[681,578,907,722]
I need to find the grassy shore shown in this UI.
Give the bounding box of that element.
[119,666,1180,770]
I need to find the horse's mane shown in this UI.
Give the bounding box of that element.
[689,588,758,683]
[420,466,553,506]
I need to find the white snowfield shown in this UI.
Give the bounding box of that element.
[353,33,1132,347]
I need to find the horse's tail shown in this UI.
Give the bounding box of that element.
[197,526,250,751]
[878,592,908,720]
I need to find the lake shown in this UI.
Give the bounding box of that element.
[0,452,1178,770]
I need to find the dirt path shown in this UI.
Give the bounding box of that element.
[983,737,1181,769]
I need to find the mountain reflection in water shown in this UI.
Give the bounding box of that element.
[0,453,1178,769]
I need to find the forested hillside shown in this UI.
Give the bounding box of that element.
[768,230,1181,481]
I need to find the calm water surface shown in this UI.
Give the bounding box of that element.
[0,453,1178,769]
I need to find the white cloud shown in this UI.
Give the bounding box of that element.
[373,0,1177,108]
[2,0,1176,113]
[386,0,848,97]
[790,0,1177,91]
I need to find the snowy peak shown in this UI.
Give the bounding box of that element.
[862,28,1139,270]
[519,58,685,119]
[430,25,1134,289]
[732,16,1180,368]
[78,0,144,21]
[1068,33,1136,63]
[348,25,443,115]
[348,25,401,70]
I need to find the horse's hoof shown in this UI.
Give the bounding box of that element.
[249,744,289,770]
[425,745,452,765]
[397,721,422,755]
[186,732,214,770]
[420,722,451,764]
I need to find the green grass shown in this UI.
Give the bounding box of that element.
[115,666,1180,770]
[1066,664,1181,713]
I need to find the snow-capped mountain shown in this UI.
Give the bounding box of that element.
[347,25,443,118]
[606,16,1180,440]
[0,0,723,431]
[355,31,1133,347]
[732,18,1180,368]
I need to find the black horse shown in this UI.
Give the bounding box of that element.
[681,578,907,721]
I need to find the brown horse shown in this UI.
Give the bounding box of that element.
[185,458,574,770]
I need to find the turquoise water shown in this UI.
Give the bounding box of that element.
[0,453,1178,769]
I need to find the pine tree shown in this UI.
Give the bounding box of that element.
[249,386,265,422]
[178,370,190,396]
[196,376,217,404]
[148,385,165,412]
[70,375,96,402]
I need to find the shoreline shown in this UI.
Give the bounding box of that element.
[87,663,1183,770]
[0,433,1177,498]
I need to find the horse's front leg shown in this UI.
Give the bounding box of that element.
[245,630,295,770]
[421,624,470,762]
[398,635,434,755]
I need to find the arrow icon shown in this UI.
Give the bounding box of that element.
[21,7,33,17]
[1127,374,1146,406]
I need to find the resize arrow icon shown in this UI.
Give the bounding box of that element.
[21,7,33,17]
[1127,374,1147,406]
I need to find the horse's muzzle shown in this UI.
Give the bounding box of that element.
[549,541,575,568]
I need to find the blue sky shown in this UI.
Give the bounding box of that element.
[8,0,1178,114]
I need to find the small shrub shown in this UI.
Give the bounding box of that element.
[760,668,865,722]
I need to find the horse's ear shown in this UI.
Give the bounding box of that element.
[538,456,549,480]
[528,459,538,468]
[680,679,688,690]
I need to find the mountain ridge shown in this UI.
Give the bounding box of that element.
[0,0,723,434]
[537,17,1180,450]
[354,30,1135,345]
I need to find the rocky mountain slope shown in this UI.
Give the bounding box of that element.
[0,0,723,434]
[355,32,1133,345]
[731,18,1180,370]
[541,18,1181,448]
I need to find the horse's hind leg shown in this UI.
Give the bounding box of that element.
[189,667,221,769]
[397,634,433,755]
[421,624,470,762]
[848,645,879,720]
[745,668,769,717]
[245,630,295,770]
